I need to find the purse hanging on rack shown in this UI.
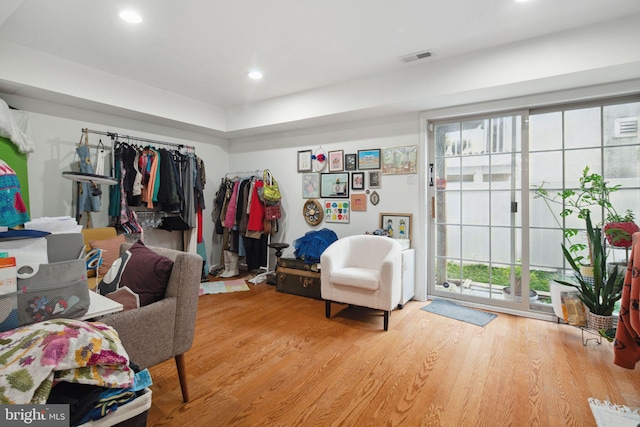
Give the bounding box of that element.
[262,169,281,204]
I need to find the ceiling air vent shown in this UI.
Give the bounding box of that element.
[400,50,433,63]
[614,117,638,138]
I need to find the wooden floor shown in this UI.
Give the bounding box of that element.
[146,281,640,427]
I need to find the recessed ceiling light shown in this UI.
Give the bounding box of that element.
[119,10,142,24]
[248,70,263,80]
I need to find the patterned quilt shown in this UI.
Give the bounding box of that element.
[0,318,134,404]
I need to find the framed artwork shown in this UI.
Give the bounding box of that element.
[382,145,418,175]
[357,149,381,170]
[328,150,344,172]
[344,153,357,171]
[320,173,349,198]
[302,173,320,198]
[351,172,365,190]
[297,149,312,172]
[379,213,412,242]
[368,170,381,188]
[324,200,350,223]
[351,194,367,211]
[370,190,380,205]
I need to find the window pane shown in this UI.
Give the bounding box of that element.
[530,112,562,151]
[564,107,601,149]
[439,190,460,224]
[604,102,639,147]
[436,225,460,258]
[492,190,521,227]
[461,191,489,225]
[604,145,640,179]
[435,123,460,158]
[564,149,601,186]
[491,227,521,264]
[491,153,521,189]
[461,226,489,262]
[462,119,488,155]
[530,151,563,187]
[530,228,564,268]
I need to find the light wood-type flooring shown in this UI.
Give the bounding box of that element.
[146,281,639,426]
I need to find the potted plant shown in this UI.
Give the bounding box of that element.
[554,211,623,330]
[535,166,638,265]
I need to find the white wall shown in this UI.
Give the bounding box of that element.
[229,113,427,298]
[20,107,229,267]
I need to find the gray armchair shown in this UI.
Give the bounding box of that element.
[100,243,202,403]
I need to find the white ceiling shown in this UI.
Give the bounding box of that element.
[0,0,640,137]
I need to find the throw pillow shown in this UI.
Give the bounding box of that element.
[90,234,127,277]
[97,250,132,296]
[119,240,174,306]
[105,286,140,311]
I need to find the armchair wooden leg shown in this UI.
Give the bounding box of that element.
[175,354,189,403]
[325,300,331,318]
[383,311,389,331]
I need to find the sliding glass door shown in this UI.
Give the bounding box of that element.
[428,113,530,310]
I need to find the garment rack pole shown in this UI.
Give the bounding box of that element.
[225,169,262,179]
[82,128,195,151]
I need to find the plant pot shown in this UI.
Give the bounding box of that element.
[603,221,639,247]
[587,311,614,331]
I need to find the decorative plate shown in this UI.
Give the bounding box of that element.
[303,199,323,226]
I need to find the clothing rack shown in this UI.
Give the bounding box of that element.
[225,169,262,179]
[82,128,195,152]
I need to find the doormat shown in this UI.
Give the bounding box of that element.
[199,279,250,295]
[421,299,497,327]
[588,398,640,427]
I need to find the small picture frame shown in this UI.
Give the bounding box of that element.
[351,194,367,211]
[368,170,381,188]
[370,190,380,206]
[344,153,357,171]
[379,213,412,242]
[302,173,320,198]
[351,172,365,190]
[328,150,344,172]
[357,149,381,170]
[324,200,350,223]
[320,172,349,198]
[297,150,312,172]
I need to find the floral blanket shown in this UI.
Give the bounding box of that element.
[0,319,134,404]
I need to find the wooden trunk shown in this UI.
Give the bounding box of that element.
[276,258,322,300]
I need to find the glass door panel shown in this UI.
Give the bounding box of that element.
[431,113,527,307]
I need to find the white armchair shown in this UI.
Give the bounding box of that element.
[320,235,403,331]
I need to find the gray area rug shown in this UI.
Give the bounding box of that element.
[421,299,497,327]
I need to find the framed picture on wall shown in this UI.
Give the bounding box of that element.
[357,149,381,170]
[344,153,357,171]
[302,173,320,198]
[328,150,344,172]
[297,149,312,172]
[351,172,365,190]
[320,172,349,198]
[351,193,367,211]
[382,145,418,174]
[379,213,412,242]
[324,200,350,223]
[368,170,381,188]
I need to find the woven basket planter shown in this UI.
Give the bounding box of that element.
[587,311,614,331]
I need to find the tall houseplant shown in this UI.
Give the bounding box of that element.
[554,211,623,329]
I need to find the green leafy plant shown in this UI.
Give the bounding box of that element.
[534,166,633,264]
[554,211,623,316]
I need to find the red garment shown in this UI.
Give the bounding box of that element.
[247,181,265,232]
[614,232,640,369]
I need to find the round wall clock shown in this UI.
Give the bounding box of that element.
[303,199,323,226]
